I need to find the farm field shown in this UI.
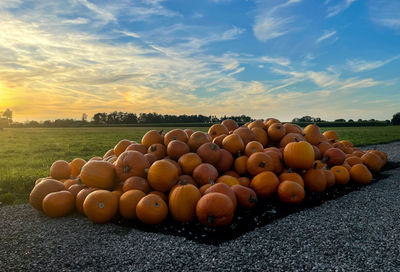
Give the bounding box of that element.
[1,125,400,205]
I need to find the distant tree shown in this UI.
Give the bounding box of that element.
[334,119,346,122]
[357,118,363,122]
[392,112,400,125]
[348,119,354,123]
[82,113,88,122]
[92,112,107,124]
[2,108,12,124]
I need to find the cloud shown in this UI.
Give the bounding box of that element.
[62,17,90,24]
[316,30,337,43]
[347,55,400,72]
[369,0,400,30]
[76,0,117,24]
[253,17,293,42]
[326,0,358,18]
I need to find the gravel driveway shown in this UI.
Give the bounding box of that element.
[1,142,400,272]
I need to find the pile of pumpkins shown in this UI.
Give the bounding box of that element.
[30,118,388,227]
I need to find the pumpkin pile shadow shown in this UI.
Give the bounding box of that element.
[111,161,400,245]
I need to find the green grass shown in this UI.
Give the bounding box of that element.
[1,126,399,205]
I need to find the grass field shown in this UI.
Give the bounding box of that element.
[1,126,400,205]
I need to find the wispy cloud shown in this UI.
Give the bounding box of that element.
[369,0,400,30]
[326,0,358,18]
[62,17,89,25]
[316,30,337,43]
[347,55,400,72]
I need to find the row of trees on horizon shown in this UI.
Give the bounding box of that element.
[1,109,400,128]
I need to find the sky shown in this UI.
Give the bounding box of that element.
[0,0,399,122]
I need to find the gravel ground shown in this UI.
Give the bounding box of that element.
[1,142,400,272]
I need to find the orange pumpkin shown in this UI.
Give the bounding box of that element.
[125,143,148,154]
[233,126,256,146]
[238,176,251,187]
[63,178,78,189]
[283,123,303,135]
[216,175,240,187]
[277,180,305,204]
[147,160,179,192]
[70,158,86,178]
[147,143,167,160]
[212,134,227,148]
[222,133,245,156]
[167,140,190,160]
[177,175,198,187]
[279,171,304,188]
[245,141,264,156]
[136,194,168,224]
[361,152,383,173]
[208,124,229,139]
[350,164,373,184]
[246,152,274,176]
[247,120,265,129]
[330,165,350,185]
[204,182,237,209]
[122,176,150,193]
[42,190,75,218]
[250,171,280,198]
[196,193,234,227]
[68,184,86,199]
[169,182,201,222]
[141,130,164,149]
[103,149,115,158]
[251,127,268,147]
[234,155,248,175]
[164,129,188,145]
[188,131,211,152]
[119,189,146,220]
[323,169,335,187]
[304,124,322,145]
[79,160,115,190]
[283,141,315,170]
[267,123,286,142]
[184,128,194,138]
[192,163,219,186]
[178,152,202,175]
[323,130,339,141]
[264,150,283,175]
[221,119,239,132]
[215,149,234,173]
[83,190,119,224]
[279,133,306,148]
[231,185,257,208]
[50,160,71,180]
[114,139,133,157]
[29,178,66,211]
[264,118,280,128]
[115,151,150,181]
[345,156,363,167]
[303,167,327,192]
[197,143,221,165]
[75,187,97,215]
[323,148,346,166]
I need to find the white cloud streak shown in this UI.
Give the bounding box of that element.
[316,30,337,43]
[347,55,400,72]
[326,0,358,18]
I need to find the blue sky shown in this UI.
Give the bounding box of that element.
[0,0,399,122]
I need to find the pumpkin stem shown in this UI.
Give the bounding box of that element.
[208,178,215,185]
[123,165,131,173]
[210,143,217,150]
[259,161,266,168]
[249,195,258,204]
[313,161,318,169]
[178,179,187,186]
[287,168,293,173]
[321,156,329,163]
[150,145,157,152]
[158,129,164,135]
[207,214,215,224]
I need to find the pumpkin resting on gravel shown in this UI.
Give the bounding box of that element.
[136,194,168,225]
[42,190,75,218]
[196,192,234,227]
[119,190,146,220]
[83,190,119,224]
[169,182,201,222]
[30,178,66,211]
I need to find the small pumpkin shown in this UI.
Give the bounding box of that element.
[323,148,346,166]
[231,185,257,208]
[245,141,264,156]
[136,194,168,225]
[221,119,239,132]
[283,123,303,134]
[208,124,229,139]
[267,123,286,142]
[304,124,322,145]
[42,190,75,218]
[283,141,315,170]
[279,171,304,188]
[70,158,86,178]
[195,192,234,227]
[125,143,148,154]
[197,143,221,165]
[250,171,280,198]
[350,164,373,184]
[147,143,167,160]
[303,166,327,192]
[234,155,248,175]
[192,163,219,186]
[204,182,237,209]
[178,152,202,175]
[246,152,274,176]
[215,149,234,173]
[167,140,190,160]
[147,160,179,192]
[75,187,97,215]
[361,152,383,173]
[79,160,115,190]
[169,182,201,222]
[251,127,268,147]
[83,190,119,224]
[216,175,240,187]
[114,151,150,181]
[277,180,305,204]
[164,129,188,146]
[114,139,133,157]
[188,131,211,152]
[222,133,245,156]
[233,126,256,146]
[29,178,66,211]
[141,130,164,149]
[119,189,146,220]
[50,160,71,180]
[122,176,150,193]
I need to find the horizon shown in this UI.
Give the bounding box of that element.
[0,0,399,122]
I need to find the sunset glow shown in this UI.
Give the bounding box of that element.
[0,0,399,122]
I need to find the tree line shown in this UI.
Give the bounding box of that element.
[1,109,400,128]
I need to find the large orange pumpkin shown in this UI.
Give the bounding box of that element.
[42,190,75,218]
[141,130,164,149]
[50,160,71,180]
[29,178,66,211]
[147,160,179,192]
[169,182,201,222]
[196,192,234,227]
[136,194,168,224]
[119,189,146,220]
[125,143,148,154]
[250,171,280,198]
[69,158,86,178]
[79,160,115,190]
[83,190,119,224]
[114,150,150,181]
[283,141,315,170]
